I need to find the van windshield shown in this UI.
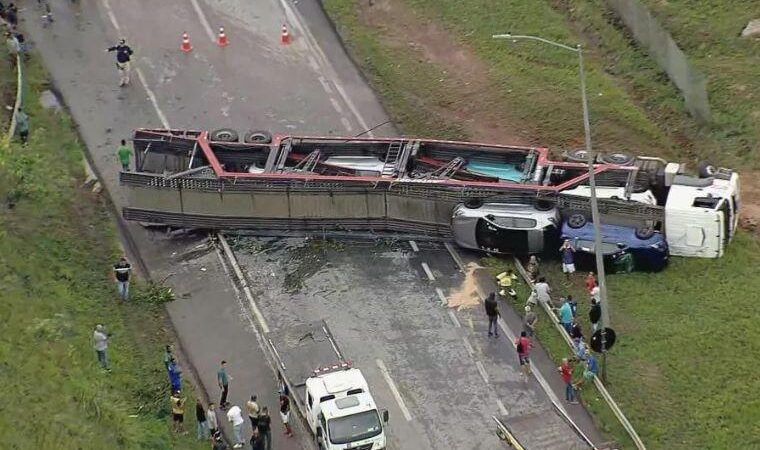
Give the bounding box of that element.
[328,410,382,445]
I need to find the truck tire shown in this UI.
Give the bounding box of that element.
[464,198,484,209]
[599,151,635,166]
[210,128,239,142]
[635,226,655,240]
[566,212,588,229]
[697,160,716,178]
[244,130,273,144]
[563,148,595,163]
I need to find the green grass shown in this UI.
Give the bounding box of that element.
[321,1,760,448]
[0,53,208,449]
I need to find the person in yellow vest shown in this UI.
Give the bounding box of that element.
[496,269,518,300]
[171,390,186,434]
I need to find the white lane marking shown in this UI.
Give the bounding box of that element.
[134,67,171,128]
[448,310,461,328]
[189,0,217,42]
[307,55,320,72]
[376,359,413,422]
[461,337,474,356]
[219,234,271,333]
[496,399,509,416]
[421,262,435,281]
[497,317,565,412]
[340,117,353,132]
[408,240,419,252]
[475,361,489,384]
[444,242,466,273]
[329,97,344,115]
[435,287,447,306]
[102,0,121,31]
[317,75,334,94]
[276,0,373,136]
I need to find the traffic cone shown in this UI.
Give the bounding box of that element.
[281,24,290,45]
[180,32,193,53]
[217,27,228,47]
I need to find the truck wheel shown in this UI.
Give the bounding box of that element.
[210,128,239,142]
[635,226,655,240]
[464,198,484,209]
[697,160,716,178]
[244,130,273,144]
[563,148,595,163]
[566,212,588,229]
[599,151,635,166]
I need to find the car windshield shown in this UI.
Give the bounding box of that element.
[328,410,382,445]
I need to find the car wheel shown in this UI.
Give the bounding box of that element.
[599,151,635,166]
[243,130,273,144]
[567,213,587,229]
[635,226,655,239]
[563,148,595,163]
[210,128,239,142]
[697,160,716,178]
[464,198,483,209]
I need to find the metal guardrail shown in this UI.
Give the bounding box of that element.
[5,46,23,143]
[512,257,647,450]
[493,416,526,450]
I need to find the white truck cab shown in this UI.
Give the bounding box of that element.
[268,322,388,450]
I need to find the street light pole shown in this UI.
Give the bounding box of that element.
[493,34,611,380]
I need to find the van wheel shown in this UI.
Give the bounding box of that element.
[567,213,587,229]
[244,130,273,144]
[697,160,716,178]
[564,148,595,163]
[464,198,484,209]
[635,226,655,239]
[210,128,239,142]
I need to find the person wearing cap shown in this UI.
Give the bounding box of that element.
[523,305,537,337]
[106,38,134,86]
[92,324,109,371]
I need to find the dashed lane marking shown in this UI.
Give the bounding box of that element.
[496,399,509,416]
[435,287,447,306]
[329,97,344,115]
[340,117,353,133]
[408,240,419,252]
[444,242,466,273]
[317,75,334,94]
[421,262,435,281]
[448,310,461,328]
[462,337,475,357]
[475,361,489,384]
[376,359,413,422]
[102,0,121,31]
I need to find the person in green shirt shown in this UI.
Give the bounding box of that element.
[117,139,132,171]
[15,108,29,144]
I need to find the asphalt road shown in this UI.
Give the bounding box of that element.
[21,0,600,448]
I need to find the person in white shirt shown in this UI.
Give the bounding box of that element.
[92,324,109,371]
[206,402,219,437]
[534,277,552,306]
[226,404,245,448]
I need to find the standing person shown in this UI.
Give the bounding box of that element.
[589,298,601,333]
[106,38,133,87]
[534,277,551,307]
[117,139,132,171]
[217,361,230,409]
[257,407,272,450]
[569,316,583,341]
[559,298,573,335]
[207,402,219,437]
[168,357,182,393]
[567,294,577,317]
[484,292,499,338]
[163,344,174,371]
[558,358,577,404]
[92,324,110,371]
[226,404,245,448]
[280,395,293,437]
[212,430,228,450]
[113,256,132,301]
[250,428,265,450]
[584,272,597,294]
[170,390,186,434]
[590,284,600,304]
[14,107,28,144]
[523,305,537,337]
[515,331,532,378]
[559,240,576,281]
[526,255,540,282]
[246,395,260,432]
[196,400,209,440]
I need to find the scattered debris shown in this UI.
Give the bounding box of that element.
[741,19,760,38]
[39,89,61,111]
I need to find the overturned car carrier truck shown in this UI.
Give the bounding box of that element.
[121,128,740,258]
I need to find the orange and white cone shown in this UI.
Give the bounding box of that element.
[217,27,229,47]
[281,24,290,45]
[180,32,193,53]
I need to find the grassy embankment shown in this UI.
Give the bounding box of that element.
[0,52,208,449]
[322,1,760,448]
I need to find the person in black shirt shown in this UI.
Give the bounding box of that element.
[106,38,133,86]
[484,292,499,338]
[195,400,209,440]
[570,317,583,341]
[249,428,265,450]
[589,298,602,333]
[113,256,132,300]
[257,407,272,450]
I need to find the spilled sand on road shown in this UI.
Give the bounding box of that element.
[446,262,488,309]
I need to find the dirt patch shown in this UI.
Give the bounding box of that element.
[739,170,760,237]
[358,0,532,145]
[446,262,486,309]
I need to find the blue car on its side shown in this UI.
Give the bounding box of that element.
[560,217,669,272]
